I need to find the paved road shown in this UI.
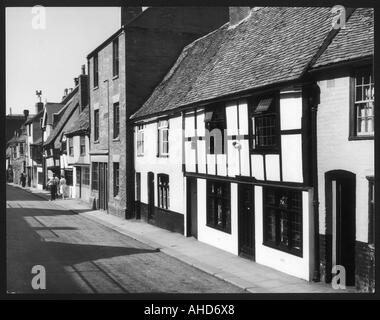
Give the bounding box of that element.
[6,185,245,294]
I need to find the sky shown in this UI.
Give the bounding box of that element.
[6,7,122,115]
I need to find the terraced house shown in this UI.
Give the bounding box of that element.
[42,68,89,198]
[87,6,229,216]
[131,7,374,291]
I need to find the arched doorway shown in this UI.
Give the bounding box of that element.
[325,170,356,286]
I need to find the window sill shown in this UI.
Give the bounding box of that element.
[112,137,120,142]
[93,86,99,91]
[206,223,231,234]
[348,135,374,141]
[112,75,119,80]
[157,154,169,158]
[93,140,99,144]
[262,240,303,257]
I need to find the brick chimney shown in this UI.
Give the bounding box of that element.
[229,7,252,26]
[23,109,29,120]
[78,64,89,112]
[35,102,43,114]
[121,7,142,26]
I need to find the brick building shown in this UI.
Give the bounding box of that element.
[131,7,374,291]
[87,6,229,217]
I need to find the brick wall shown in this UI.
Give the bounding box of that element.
[355,241,375,292]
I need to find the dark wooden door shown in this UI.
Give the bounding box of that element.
[135,172,141,219]
[99,163,108,211]
[186,177,198,238]
[238,184,255,260]
[335,176,356,286]
[147,172,154,220]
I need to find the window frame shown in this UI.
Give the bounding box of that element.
[65,169,73,186]
[94,109,99,142]
[249,92,280,154]
[113,102,120,139]
[349,67,374,140]
[80,135,86,156]
[157,119,169,157]
[157,174,170,210]
[262,186,303,257]
[206,180,231,234]
[137,125,144,156]
[112,38,119,78]
[68,137,74,156]
[91,162,99,191]
[205,106,227,155]
[93,54,99,88]
[82,166,90,186]
[113,162,119,197]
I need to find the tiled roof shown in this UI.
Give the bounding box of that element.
[132,7,373,119]
[45,103,64,125]
[43,88,79,147]
[24,110,43,125]
[312,8,373,68]
[65,105,90,136]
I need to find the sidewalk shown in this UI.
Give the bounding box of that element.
[8,183,355,293]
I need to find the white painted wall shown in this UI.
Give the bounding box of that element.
[317,76,374,242]
[255,186,314,280]
[134,116,185,217]
[197,178,239,255]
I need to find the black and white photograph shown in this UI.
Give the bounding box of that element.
[3,1,377,304]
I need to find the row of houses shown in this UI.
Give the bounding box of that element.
[6,6,374,292]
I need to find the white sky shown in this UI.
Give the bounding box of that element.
[6,7,121,115]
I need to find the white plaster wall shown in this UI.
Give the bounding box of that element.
[197,179,239,255]
[317,76,374,242]
[134,116,184,215]
[255,186,314,280]
[281,134,303,183]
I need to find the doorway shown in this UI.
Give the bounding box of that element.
[238,184,255,260]
[186,177,198,238]
[325,170,356,286]
[99,163,108,211]
[147,172,155,221]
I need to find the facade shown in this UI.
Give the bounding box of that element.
[131,7,374,291]
[64,106,91,202]
[42,69,89,197]
[6,110,33,184]
[24,102,44,189]
[87,6,229,217]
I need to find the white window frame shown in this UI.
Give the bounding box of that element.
[158,120,169,157]
[137,125,144,156]
[355,71,374,136]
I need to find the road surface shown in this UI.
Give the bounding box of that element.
[6,184,245,294]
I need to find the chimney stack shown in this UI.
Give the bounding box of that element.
[121,7,142,26]
[23,109,29,120]
[229,7,251,26]
[81,64,86,75]
[74,77,79,86]
[35,102,43,114]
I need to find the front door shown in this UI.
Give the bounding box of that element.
[238,184,255,260]
[325,170,356,286]
[99,163,108,211]
[186,177,198,238]
[147,172,155,221]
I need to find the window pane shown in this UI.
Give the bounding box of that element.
[265,209,276,242]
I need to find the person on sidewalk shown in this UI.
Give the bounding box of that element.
[53,174,60,199]
[20,173,26,187]
[47,176,56,201]
[59,175,67,200]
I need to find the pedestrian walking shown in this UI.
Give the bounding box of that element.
[47,176,55,201]
[59,175,67,200]
[53,174,60,199]
[20,173,26,187]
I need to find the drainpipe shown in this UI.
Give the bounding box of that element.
[310,82,321,282]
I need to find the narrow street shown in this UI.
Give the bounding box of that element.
[6,184,245,294]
